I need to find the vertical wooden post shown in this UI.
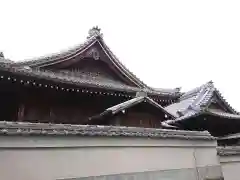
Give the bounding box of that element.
[17,104,25,121]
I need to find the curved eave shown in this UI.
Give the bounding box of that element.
[106,96,176,119]
[214,88,239,114]
[179,81,239,116]
[14,33,181,96]
[0,63,180,99]
[14,35,146,89]
[164,109,240,127]
[15,35,98,67]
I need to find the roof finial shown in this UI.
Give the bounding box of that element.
[206,80,214,88]
[0,52,4,58]
[208,80,213,84]
[175,87,181,91]
[88,26,102,38]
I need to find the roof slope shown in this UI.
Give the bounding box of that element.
[0,52,14,64]
[163,81,240,124]
[218,132,240,140]
[14,26,180,96]
[106,96,176,118]
[0,62,179,97]
[88,96,176,124]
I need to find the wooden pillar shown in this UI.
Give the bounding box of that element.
[17,104,25,121]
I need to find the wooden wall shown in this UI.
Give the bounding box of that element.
[108,104,166,128]
[20,89,128,124]
[0,77,168,128]
[0,81,127,124]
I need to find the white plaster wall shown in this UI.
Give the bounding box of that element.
[0,136,219,180]
[220,155,240,180]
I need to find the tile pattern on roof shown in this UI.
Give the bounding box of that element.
[0,121,215,140]
[217,146,240,156]
[207,109,240,119]
[13,26,181,95]
[106,96,176,118]
[88,96,177,125]
[0,63,179,97]
[15,34,98,67]
[163,81,240,125]
[218,132,240,140]
[0,52,14,64]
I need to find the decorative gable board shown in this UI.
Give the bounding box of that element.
[206,92,233,113]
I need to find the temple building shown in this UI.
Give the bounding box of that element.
[163,81,240,138]
[0,26,181,128]
[0,26,240,137]
[0,26,239,180]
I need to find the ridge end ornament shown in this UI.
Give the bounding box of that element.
[87,26,103,38]
[0,52,4,58]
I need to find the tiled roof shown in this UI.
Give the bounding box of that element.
[13,27,181,96]
[217,146,240,156]
[207,109,240,119]
[0,121,215,140]
[218,132,240,140]
[0,52,14,64]
[0,63,179,97]
[15,35,98,67]
[107,96,175,117]
[87,96,176,124]
[163,81,240,125]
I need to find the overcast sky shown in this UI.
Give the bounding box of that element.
[0,0,240,109]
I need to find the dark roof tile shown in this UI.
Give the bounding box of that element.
[0,121,215,140]
[13,27,181,96]
[0,63,180,97]
[163,81,240,125]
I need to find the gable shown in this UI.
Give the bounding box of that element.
[206,92,235,113]
[121,101,172,119]
[207,102,228,113]
[14,26,181,97]
[28,40,141,87]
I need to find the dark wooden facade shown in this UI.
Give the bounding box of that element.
[0,81,170,128]
[0,79,128,124]
[92,101,171,128]
[0,27,181,129]
[1,27,240,134]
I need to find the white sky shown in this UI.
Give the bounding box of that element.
[0,0,240,110]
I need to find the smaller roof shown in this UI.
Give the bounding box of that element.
[218,132,240,140]
[88,96,176,124]
[163,81,240,125]
[217,146,240,156]
[106,96,175,117]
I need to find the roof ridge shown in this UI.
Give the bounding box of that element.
[13,26,180,95]
[214,88,239,114]
[97,36,181,93]
[177,81,214,116]
[163,81,240,127]
[15,35,98,66]
[202,81,239,114]
[180,80,214,101]
[105,96,175,118]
